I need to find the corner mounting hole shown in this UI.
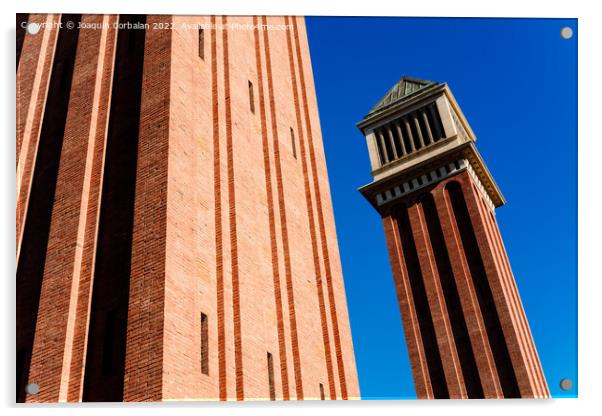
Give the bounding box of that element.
[560,27,573,39]
[559,378,573,391]
[26,22,41,35]
[25,383,39,395]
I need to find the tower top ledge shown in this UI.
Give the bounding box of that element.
[356,76,505,212]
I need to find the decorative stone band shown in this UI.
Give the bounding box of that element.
[465,161,496,211]
[374,158,496,212]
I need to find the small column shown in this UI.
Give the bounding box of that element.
[421,110,434,145]
[395,121,407,156]
[386,126,399,160]
[377,129,390,164]
[404,118,416,152]
[412,115,426,149]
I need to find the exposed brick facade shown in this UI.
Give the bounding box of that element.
[16,14,359,403]
[358,78,549,399]
[381,173,549,398]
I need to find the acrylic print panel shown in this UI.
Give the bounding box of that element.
[15,14,577,402]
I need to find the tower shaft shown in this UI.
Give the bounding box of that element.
[382,169,548,398]
[16,14,360,403]
[357,77,549,399]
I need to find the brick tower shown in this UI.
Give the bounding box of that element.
[357,77,549,399]
[16,14,359,402]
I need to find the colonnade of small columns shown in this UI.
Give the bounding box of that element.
[374,102,445,166]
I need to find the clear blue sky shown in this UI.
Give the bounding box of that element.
[305,17,577,399]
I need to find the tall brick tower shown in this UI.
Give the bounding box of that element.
[357,77,549,399]
[16,14,359,402]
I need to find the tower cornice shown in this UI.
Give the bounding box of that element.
[358,142,505,215]
[356,77,503,215]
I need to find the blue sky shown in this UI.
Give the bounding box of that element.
[306,17,577,399]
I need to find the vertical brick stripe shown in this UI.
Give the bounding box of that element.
[22,15,83,403]
[420,194,484,398]
[123,16,172,402]
[16,14,29,73]
[262,16,304,400]
[291,17,347,399]
[15,14,59,401]
[66,16,118,402]
[16,14,60,261]
[382,215,434,399]
[473,186,548,397]
[457,177,538,397]
[433,186,503,398]
[58,15,108,400]
[211,15,227,401]
[407,203,467,398]
[284,15,335,400]
[16,14,54,163]
[446,178,521,398]
[488,213,550,396]
[83,15,147,402]
[221,15,245,401]
[17,14,362,403]
[471,189,538,392]
[252,15,290,400]
[395,204,449,398]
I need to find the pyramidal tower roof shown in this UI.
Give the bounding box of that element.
[367,76,439,116]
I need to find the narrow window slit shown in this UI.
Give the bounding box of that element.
[290,127,297,159]
[267,352,276,400]
[198,28,205,60]
[248,80,255,114]
[201,313,209,375]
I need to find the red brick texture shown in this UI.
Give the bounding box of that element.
[261,15,304,400]
[460,174,549,398]
[16,14,60,260]
[383,215,435,399]
[252,15,291,400]
[122,15,172,402]
[407,203,467,398]
[17,14,359,402]
[432,188,504,398]
[381,170,549,399]
[65,16,118,402]
[291,17,350,400]
[22,15,116,403]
